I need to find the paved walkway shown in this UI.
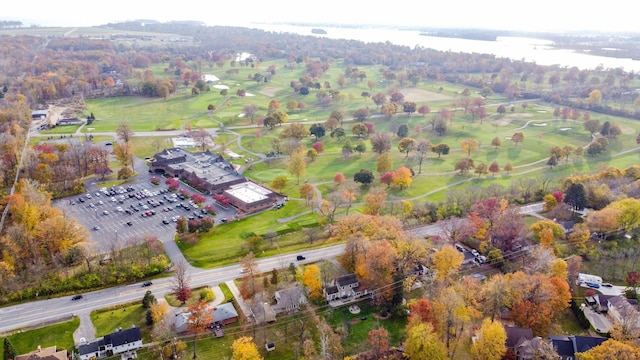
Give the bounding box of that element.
[224,280,251,321]
[72,311,95,344]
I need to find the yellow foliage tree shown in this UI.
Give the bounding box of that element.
[150,301,170,324]
[432,246,464,283]
[231,337,263,360]
[576,339,640,360]
[471,318,507,360]
[301,264,323,300]
[549,258,568,279]
[404,323,449,360]
[392,166,413,189]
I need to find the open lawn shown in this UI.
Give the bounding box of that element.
[325,301,407,355]
[178,200,325,268]
[0,317,79,359]
[91,303,153,343]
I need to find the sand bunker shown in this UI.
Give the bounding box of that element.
[260,87,282,97]
[532,123,547,126]
[213,84,229,90]
[560,128,571,131]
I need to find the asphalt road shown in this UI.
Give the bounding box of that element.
[0,244,344,334]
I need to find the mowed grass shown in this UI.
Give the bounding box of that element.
[0,317,79,358]
[91,303,153,343]
[178,200,324,268]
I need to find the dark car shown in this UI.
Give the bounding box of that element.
[71,294,83,300]
[602,283,614,288]
[296,255,306,261]
[142,281,152,287]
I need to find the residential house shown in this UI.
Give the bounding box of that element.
[273,286,307,314]
[249,302,276,324]
[15,346,66,360]
[504,326,533,359]
[324,274,360,302]
[78,326,142,360]
[549,335,607,360]
[607,295,640,327]
[174,302,239,333]
[461,251,476,266]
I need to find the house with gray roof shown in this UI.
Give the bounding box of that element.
[273,286,307,314]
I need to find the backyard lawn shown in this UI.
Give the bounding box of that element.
[0,317,79,359]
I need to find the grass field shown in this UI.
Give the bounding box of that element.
[0,317,79,359]
[91,302,153,343]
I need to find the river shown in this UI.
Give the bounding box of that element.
[246,23,640,72]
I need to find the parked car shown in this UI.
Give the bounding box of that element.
[71,294,83,300]
[296,255,306,261]
[586,282,601,289]
[602,283,613,288]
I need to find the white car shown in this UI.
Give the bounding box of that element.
[116,206,124,212]
[471,249,480,257]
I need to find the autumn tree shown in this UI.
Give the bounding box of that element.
[461,138,478,156]
[491,136,502,149]
[455,158,474,175]
[489,161,500,176]
[511,132,524,146]
[356,241,397,302]
[171,260,192,305]
[288,150,306,185]
[432,246,464,283]
[299,183,315,207]
[116,122,134,143]
[475,162,488,177]
[370,132,392,154]
[415,139,432,174]
[405,323,448,360]
[363,186,388,216]
[300,264,323,300]
[431,143,450,158]
[367,327,390,359]
[270,176,288,192]
[113,141,134,169]
[530,220,565,248]
[231,337,263,360]
[586,207,621,240]
[392,166,413,189]
[280,122,310,140]
[188,299,214,359]
[576,339,640,360]
[471,318,507,360]
[376,152,394,174]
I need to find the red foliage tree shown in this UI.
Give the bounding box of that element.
[552,190,564,204]
[334,173,346,184]
[363,122,376,134]
[408,299,438,328]
[191,193,206,205]
[165,177,180,190]
[510,300,553,336]
[380,172,393,187]
[627,271,640,287]
[312,141,324,154]
[214,193,230,206]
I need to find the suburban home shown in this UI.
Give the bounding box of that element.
[273,286,307,314]
[549,335,607,360]
[324,274,358,302]
[607,295,640,327]
[78,326,142,360]
[504,326,533,359]
[173,302,239,333]
[249,302,276,324]
[15,345,67,360]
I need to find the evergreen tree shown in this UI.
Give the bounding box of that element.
[4,338,17,360]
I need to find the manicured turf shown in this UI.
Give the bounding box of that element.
[91,303,153,343]
[0,317,79,359]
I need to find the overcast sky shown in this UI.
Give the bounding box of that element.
[3,0,639,33]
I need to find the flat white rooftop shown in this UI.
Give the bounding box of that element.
[225,182,272,203]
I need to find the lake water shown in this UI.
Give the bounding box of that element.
[248,23,640,72]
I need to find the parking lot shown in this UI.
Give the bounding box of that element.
[54,181,227,252]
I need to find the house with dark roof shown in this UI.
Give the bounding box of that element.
[78,326,142,360]
[15,345,67,360]
[324,274,372,305]
[504,326,533,356]
[607,295,640,327]
[273,286,307,314]
[549,335,607,360]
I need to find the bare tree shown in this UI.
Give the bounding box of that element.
[171,260,192,305]
[116,122,134,143]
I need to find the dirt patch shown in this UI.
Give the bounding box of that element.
[401,88,453,102]
[259,87,282,97]
[491,113,533,126]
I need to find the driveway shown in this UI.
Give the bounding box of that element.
[582,305,612,333]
